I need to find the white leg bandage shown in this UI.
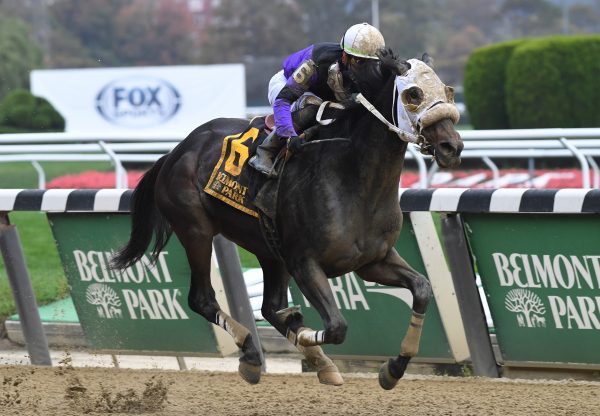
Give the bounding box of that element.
[400,312,425,357]
[297,328,326,346]
[286,327,325,347]
[215,310,250,348]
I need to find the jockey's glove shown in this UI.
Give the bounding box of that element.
[287,135,303,154]
[340,93,360,109]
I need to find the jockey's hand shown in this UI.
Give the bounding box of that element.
[287,135,303,154]
[340,93,360,109]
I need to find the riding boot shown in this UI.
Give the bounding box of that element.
[248,130,284,177]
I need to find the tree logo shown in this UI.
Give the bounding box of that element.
[95,76,181,128]
[86,283,123,319]
[505,289,546,328]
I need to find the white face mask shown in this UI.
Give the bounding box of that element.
[394,59,460,134]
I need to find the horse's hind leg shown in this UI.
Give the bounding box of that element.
[258,257,343,386]
[355,248,433,390]
[158,184,262,384]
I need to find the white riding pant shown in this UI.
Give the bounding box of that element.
[268,70,319,111]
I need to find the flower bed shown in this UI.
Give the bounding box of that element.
[47,168,587,190]
[47,170,145,189]
[400,168,586,189]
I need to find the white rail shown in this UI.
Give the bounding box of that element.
[459,128,600,140]
[1,128,600,189]
[0,132,183,144]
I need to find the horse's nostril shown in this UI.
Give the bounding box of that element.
[438,142,458,156]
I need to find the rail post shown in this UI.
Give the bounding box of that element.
[0,213,52,366]
[440,213,499,377]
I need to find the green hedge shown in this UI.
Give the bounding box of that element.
[506,35,600,128]
[464,40,526,129]
[465,35,600,129]
[0,17,43,101]
[0,89,65,132]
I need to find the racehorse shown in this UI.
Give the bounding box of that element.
[112,51,463,390]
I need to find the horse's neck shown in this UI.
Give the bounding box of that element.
[352,122,407,196]
[350,81,407,198]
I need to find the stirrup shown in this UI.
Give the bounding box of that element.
[248,130,284,177]
[249,155,277,178]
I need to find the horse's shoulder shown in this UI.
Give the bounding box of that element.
[181,117,249,146]
[281,139,354,190]
[303,137,353,160]
[189,117,248,135]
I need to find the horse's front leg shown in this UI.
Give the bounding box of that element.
[286,257,348,345]
[356,248,433,390]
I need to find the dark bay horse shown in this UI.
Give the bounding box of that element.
[112,53,463,390]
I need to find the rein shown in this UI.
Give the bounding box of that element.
[354,93,421,144]
[355,91,440,156]
[316,96,420,141]
[316,95,433,155]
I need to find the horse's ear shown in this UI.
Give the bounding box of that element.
[397,60,411,75]
[421,53,434,68]
[377,47,411,76]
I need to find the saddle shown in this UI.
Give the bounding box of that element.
[203,102,348,258]
[264,113,275,133]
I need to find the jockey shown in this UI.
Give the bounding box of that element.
[249,22,385,177]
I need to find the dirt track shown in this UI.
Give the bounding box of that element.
[0,364,599,415]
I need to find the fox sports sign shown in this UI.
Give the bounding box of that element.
[95,76,181,127]
[31,64,245,134]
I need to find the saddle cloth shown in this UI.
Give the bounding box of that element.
[203,117,269,217]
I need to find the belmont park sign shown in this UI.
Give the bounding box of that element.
[492,252,600,331]
[73,250,189,321]
[48,213,233,354]
[464,213,600,365]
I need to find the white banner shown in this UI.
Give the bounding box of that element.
[31,65,246,135]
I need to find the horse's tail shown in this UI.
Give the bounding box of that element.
[111,154,172,270]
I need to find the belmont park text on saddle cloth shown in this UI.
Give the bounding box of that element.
[204,120,270,218]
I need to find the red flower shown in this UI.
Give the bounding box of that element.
[47,171,145,189]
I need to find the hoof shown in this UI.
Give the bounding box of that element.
[239,361,261,385]
[317,365,344,386]
[378,359,399,390]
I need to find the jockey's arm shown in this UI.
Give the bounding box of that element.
[273,59,317,138]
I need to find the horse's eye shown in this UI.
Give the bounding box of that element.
[445,86,455,103]
[401,87,424,111]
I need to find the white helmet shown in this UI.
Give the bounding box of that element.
[340,22,385,60]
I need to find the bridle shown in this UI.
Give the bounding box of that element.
[316,94,435,156]
[356,59,460,156]
[316,59,458,157]
[353,93,435,156]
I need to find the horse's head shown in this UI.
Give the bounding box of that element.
[394,57,463,168]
